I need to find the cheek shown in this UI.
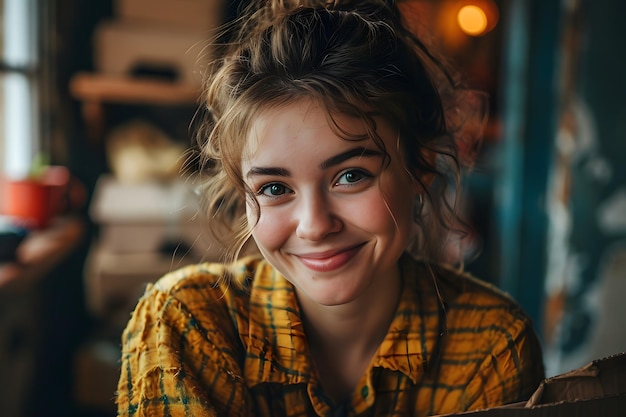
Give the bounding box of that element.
[345,190,413,234]
[250,208,291,251]
[371,180,416,233]
[351,201,392,230]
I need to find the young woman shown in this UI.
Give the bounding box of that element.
[116,1,544,416]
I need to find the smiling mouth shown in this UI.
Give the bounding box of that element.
[295,244,365,272]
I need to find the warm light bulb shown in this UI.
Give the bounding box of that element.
[457,5,488,36]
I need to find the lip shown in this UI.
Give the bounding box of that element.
[294,243,365,272]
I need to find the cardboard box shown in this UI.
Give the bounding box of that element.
[86,175,232,323]
[83,242,186,322]
[89,175,221,257]
[115,0,224,32]
[436,352,626,416]
[93,20,209,85]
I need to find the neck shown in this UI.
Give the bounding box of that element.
[298,265,403,402]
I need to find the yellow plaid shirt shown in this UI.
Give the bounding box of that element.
[116,254,544,416]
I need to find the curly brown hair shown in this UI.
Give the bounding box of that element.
[193,0,486,264]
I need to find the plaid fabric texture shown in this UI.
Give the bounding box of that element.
[116,254,544,416]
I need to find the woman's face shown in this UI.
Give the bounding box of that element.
[242,99,417,307]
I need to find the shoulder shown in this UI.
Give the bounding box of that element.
[147,255,267,303]
[126,255,269,337]
[429,262,544,377]
[118,257,269,416]
[408,258,545,405]
[121,256,273,361]
[433,262,529,321]
[407,256,537,341]
[445,266,535,345]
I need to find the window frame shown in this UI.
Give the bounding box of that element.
[0,0,43,179]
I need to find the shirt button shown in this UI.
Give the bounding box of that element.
[361,385,369,398]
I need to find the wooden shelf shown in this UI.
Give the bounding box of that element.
[69,72,200,105]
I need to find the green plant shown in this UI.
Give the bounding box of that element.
[27,153,50,180]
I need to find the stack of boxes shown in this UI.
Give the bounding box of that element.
[76,2,226,412]
[85,0,227,326]
[85,175,224,325]
[94,0,225,85]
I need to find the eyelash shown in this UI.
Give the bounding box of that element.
[256,182,292,198]
[335,168,373,186]
[254,168,373,200]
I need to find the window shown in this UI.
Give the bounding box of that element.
[0,0,39,178]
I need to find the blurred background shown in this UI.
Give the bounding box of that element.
[0,0,625,415]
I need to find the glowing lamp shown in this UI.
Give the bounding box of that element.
[456,1,499,36]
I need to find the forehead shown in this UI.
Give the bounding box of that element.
[243,98,392,158]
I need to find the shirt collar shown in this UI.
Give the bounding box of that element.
[244,259,313,386]
[371,254,446,383]
[244,255,445,387]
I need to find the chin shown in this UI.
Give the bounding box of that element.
[297,278,364,307]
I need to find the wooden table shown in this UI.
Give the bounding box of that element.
[0,216,86,416]
[0,216,85,293]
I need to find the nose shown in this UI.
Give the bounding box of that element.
[295,193,342,241]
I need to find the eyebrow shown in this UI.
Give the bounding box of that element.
[319,147,382,169]
[245,146,382,178]
[245,167,290,178]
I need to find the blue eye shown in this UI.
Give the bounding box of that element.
[258,183,291,196]
[336,169,369,185]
